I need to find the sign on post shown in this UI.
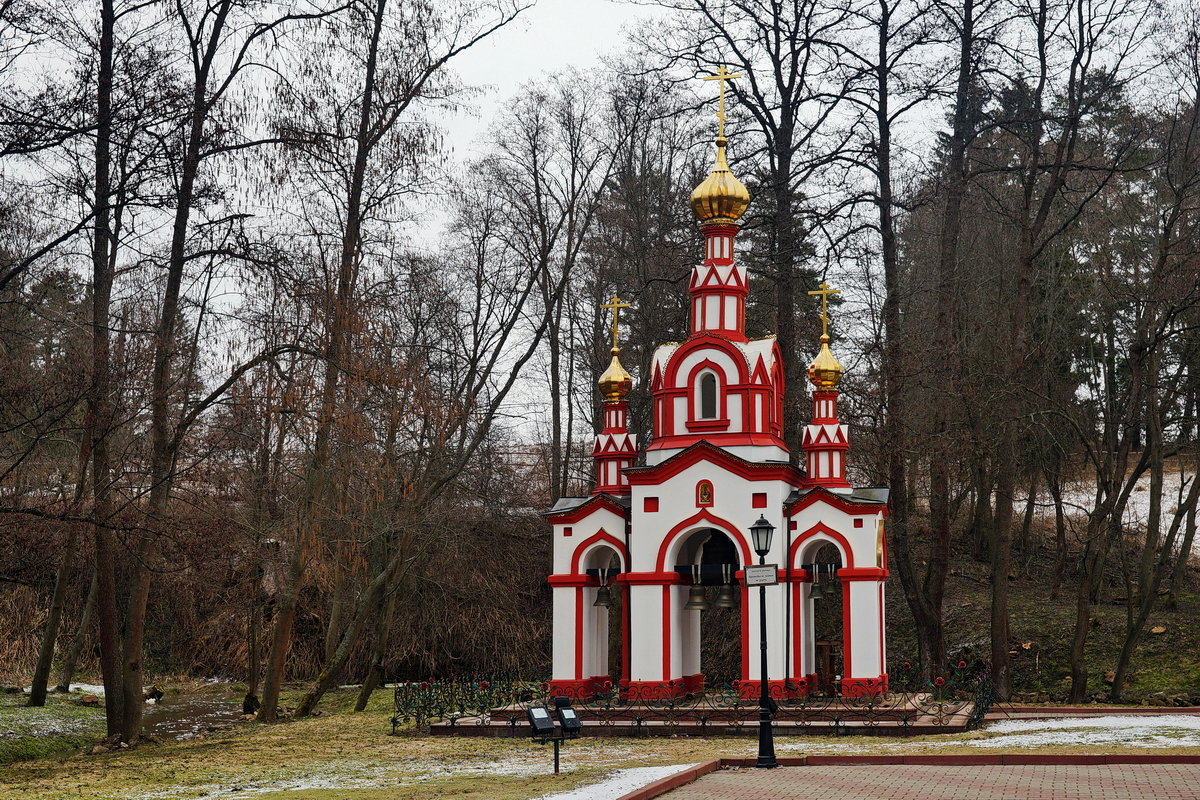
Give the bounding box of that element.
[743,564,778,586]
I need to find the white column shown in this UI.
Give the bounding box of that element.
[627,583,666,682]
[845,580,884,680]
[745,581,788,680]
[551,585,579,681]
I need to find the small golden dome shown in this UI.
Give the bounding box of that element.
[807,334,844,390]
[690,137,750,224]
[598,347,633,404]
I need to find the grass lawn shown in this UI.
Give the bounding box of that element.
[4,687,1200,800]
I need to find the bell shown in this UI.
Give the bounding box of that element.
[809,577,828,601]
[593,585,613,608]
[714,585,737,609]
[684,585,710,611]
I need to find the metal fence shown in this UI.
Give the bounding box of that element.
[391,661,994,735]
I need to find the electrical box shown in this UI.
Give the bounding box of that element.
[526,705,556,738]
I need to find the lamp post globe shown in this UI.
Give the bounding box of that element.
[748,515,778,768]
[749,515,774,557]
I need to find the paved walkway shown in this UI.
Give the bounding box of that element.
[662,764,1200,799]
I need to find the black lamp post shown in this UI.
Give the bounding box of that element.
[748,514,779,769]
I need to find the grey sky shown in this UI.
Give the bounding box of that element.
[443,0,662,160]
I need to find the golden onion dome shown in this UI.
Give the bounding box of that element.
[690,136,750,224]
[598,347,633,404]
[807,334,844,390]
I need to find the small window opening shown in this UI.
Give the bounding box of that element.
[699,372,718,419]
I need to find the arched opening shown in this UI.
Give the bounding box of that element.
[582,544,624,688]
[698,371,718,419]
[673,528,743,688]
[800,541,844,695]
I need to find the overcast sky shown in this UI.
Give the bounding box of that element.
[441,0,663,160]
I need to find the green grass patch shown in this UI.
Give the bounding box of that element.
[0,690,107,765]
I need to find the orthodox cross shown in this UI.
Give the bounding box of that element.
[807,282,841,338]
[702,65,742,139]
[600,295,632,350]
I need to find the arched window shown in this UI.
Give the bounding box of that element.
[699,372,718,419]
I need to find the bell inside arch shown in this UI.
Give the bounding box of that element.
[684,584,710,611]
[713,584,736,609]
[809,574,829,601]
[593,584,613,608]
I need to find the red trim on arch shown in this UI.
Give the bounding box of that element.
[686,359,731,428]
[663,334,752,386]
[789,523,856,570]
[546,494,629,524]
[786,486,889,518]
[569,529,628,574]
[654,509,753,571]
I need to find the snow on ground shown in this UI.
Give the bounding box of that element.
[133,743,663,799]
[970,715,1200,749]
[0,711,96,740]
[535,764,698,800]
[776,715,1200,753]
[1025,468,1200,554]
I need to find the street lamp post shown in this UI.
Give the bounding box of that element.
[748,515,779,769]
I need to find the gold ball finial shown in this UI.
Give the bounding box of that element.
[690,138,751,224]
[598,347,633,404]
[807,334,844,390]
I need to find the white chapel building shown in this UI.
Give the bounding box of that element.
[545,114,890,702]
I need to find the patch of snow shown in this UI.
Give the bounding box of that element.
[64,683,106,696]
[134,746,658,799]
[971,715,1200,748]
[0,714,95,739]
[1031,471,1200,554]
[775,738,953,753]
[535,764,699,800]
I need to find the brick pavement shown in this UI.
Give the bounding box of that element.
[660,764,1200,799]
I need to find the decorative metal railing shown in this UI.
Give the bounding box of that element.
[391,661,994,735]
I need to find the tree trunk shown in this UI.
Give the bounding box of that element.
[989,447,1016,699]
[354,588,397,712]
[90,0,124,740]
[28,525,81,706]
[260,0,386,720]
[295,551,401,717]
[1018,471,1039,553]
[243,584,262,715]
[260,547,306,721]
[56,569,99,693]
[1049,467,1068,599]
[773,145,803,454]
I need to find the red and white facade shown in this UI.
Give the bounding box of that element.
[545,140,889,701]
